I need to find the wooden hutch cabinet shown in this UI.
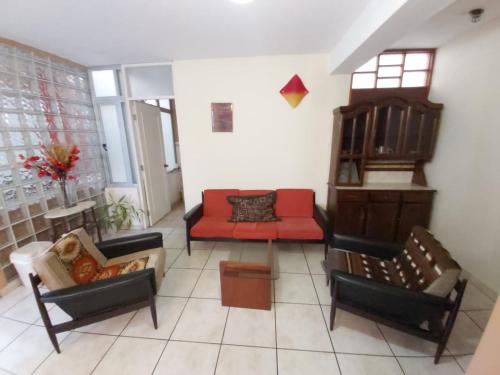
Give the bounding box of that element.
[327,97,442,243]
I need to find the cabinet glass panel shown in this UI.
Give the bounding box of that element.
[338,158,361,185]
[405,108,437,158]
[341,119,353,155]
[373,106,404,156]
[352,113,368,155]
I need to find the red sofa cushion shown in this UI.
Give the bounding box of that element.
[275,189,314,217]
[233,222,278,240]
[191,217,235,238]
[277,217,323,240]
[203,189,239,217]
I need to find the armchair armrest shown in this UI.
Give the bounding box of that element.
[183,203,203,224]
[331,271,452,325]
[40,269,156,319]
[332,233,403,260]
[313,205,329,234]
[96,232,163,258]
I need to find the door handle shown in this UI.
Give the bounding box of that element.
[164,164,168,168]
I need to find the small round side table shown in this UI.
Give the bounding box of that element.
[44,200,102,242]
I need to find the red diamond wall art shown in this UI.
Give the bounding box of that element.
[280,74,309,108]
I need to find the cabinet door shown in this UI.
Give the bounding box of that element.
[403,103,440,160]
[364,203,399,241]
[397,203,432,241]
[335,202,365,236]
[337,107,371,186]
[370,100,406,158]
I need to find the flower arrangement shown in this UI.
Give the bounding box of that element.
[18,143,80,208]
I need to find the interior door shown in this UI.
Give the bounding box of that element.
[134,102,171,224]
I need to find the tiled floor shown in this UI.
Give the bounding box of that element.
[0,205,495,374]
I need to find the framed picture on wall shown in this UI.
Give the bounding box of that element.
[211,103,233,132]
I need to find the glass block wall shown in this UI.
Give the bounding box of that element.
[0,42,107,284]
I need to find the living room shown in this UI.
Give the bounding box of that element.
[0,0,499,374]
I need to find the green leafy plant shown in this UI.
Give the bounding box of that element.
[101,194,143,231]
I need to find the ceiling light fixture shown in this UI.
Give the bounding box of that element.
[469,8,484,23]
[230,0,255,4]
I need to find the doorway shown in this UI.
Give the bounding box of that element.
[132,99,183,225]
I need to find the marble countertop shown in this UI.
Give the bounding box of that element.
[335,183,435,191]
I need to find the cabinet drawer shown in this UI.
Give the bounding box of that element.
[403,191,434,203]
[337,190,368,202]
[368,191,400,202]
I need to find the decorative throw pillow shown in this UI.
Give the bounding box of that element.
[51,234,148,284]
[227,192,280,222]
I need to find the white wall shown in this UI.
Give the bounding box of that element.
[172,54,350,210]
[427,20,500,292]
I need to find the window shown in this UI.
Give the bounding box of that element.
[351,50,434,90]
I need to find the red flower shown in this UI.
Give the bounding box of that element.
[38,170,47,177]
[51,173,60,180]
[29,156,40,161]
[68,175,75,180]
[18,154,25,160]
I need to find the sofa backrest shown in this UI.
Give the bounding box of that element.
[203,189,240,217]
[275,189,314,217]
[393,226,461,297]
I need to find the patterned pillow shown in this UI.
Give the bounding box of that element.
[52,234,148,284]
[227,192,280,222]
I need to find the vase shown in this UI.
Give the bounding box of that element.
[60,179,77,208]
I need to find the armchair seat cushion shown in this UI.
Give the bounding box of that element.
[190,217,235,238]
[277,217,323,240]
[233,222,278,240]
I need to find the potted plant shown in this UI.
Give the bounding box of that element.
[101,194,143,232]
[19,143,80,208]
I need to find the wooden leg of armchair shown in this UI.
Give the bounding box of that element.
[330,281,338,331]
[148,282,158,329]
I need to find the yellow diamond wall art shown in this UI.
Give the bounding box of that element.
[280,74,309,108]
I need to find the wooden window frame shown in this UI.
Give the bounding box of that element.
[350,49,435,104]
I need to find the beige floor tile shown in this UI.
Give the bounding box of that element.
[93,337,166,375]
[303,244,326,274]
[34,332,115,375]
[275,273,318,304]
[153,341,219,375]
[0,317,30,351]
[460,283,495,311]
[165,248,183,268]
[192,270,221,299]
[276,303,332,352]
[0,287,32,314]
[465,309,492,330]
[454,354,473,372]
[311,274,330,304]
[336,353,403,375]
[191,241,216,251]
[158,268,201,297]
[171,298,228,343]
[398,356,464,375]
[278,349,340,375]
[379,323,450,357]
[172,249,211,269]
[323,308,392,355]
[215,345,276,375]
[3,294,56,324]
[164,233,187,249]
[35,305,72,326]
[75,312,135,335]
[223,306,275,347]
[0,325,68,375]
[278,249,309,273]
[122,297,187,339]
[447,312,483,355]
[205,246,242,269]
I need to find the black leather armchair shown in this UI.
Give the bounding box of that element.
[326,228,467,364]
[30,232,164,353]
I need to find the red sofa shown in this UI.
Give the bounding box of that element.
[183,189,330,256]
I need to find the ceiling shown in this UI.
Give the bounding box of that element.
[393,0,500,48]
[0,0,370,66]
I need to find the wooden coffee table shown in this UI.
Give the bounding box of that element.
[220,240,279,310]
